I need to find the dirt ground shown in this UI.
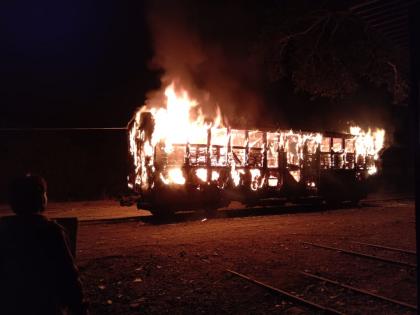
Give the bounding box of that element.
[44,197,415,315]
[0,196,416,314]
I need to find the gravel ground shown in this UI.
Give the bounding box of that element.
[63,198,417,314]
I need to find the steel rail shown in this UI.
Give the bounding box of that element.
[303,242,417,268]
[352,241,416,255]
[226,269,344,315]
[361,196,414,203]
[300,271,417,311]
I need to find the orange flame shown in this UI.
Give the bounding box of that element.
[129,82,387,190]
[129,82,224,186]
[350,126,385,159]
[145,82,223,151]
[350,126,385,175]
[160,168,186,185]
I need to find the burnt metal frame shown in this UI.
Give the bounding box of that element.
[127,117,378,212]
[133,126,365,194]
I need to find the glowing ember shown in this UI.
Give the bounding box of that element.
[290,170,301,182]
[250,169,261,191]
[195,168,220,183]
[212,171,220,181]
[268,177,278,187]
[196,168,207,182]
[160,168,186,185]
[367,165,378,175]
[231,168,245,186]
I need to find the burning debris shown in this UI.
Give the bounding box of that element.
[126,82,385,216]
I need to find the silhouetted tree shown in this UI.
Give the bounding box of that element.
[256,0,408,104]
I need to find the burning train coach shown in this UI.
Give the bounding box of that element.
[126,83,385,216]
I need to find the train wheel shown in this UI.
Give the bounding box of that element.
[349,200,360,207]
[348,197,362,207]
[150,206,175,219]
[204,206,218,218]
[324,194,343,208]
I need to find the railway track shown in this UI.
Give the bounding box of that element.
[75,197,415,314]
[226,269,344,315]
[294,240,416,313]
[300,271,417,311]
[351,241,417,255]
[303,242,417,268]
[221,238,417,314]
[80,198,417,313]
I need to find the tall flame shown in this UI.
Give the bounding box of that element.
[350,126,385,160]
[128,82,387,191]
[131,82,223,186]
[349,126,385,175]
[146,82,223,152]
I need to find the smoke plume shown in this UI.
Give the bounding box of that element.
[143,0,396,141]
[145,0,266,128]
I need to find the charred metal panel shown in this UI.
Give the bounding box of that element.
[126,112,382,212]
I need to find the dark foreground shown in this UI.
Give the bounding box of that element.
[68,198,417,314]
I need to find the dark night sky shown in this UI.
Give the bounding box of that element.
[0,0,410,132]
[0,0,268,128]
[0,0,157,128]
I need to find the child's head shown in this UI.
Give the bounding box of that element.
[9,175,48,215]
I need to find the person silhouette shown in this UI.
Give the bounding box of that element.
[0,174,88,315]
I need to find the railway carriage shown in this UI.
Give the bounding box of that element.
[126,111,383,216]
